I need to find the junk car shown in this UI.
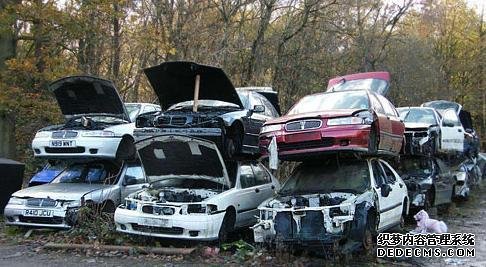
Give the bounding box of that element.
[397,107,464,155]
[32,76,136,159]
[4,160,147,228]
[114,135,280,241]
[236,87,281,115]
[421,100,479,158]
[125,103,161,122]
[134,61,278,159]
[252,157,408,250]
[259,90,404,160]
[395,155,453,210]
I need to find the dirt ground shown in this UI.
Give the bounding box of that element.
[1,184,485,267]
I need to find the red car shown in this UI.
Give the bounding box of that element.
[259,72,404,159]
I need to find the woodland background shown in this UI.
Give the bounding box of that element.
[0,0,483,172]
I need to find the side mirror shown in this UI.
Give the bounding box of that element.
[253,105,265,113]
[124,176,137,186]
[381,184,392,197]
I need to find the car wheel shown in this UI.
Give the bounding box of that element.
[101,201,116,213]
[363,212,376,251]
[218,209,235,243]
[368,126,379,154]
[225,125,243,158]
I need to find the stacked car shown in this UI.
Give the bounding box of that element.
[3,62,482,255]
[4,75,159,228]
[253,72,409,250]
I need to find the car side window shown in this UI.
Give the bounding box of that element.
[239,164,257,188]
[143,106,156,113]
[251,163,271,185]
[371,161,386,187]
[124,165,146,184]
[380,161,397,184]
[377,95,397,117]
[370,94,385,114]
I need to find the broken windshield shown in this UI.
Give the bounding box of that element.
[398,157,433,177]
[279,160,370,195]
[287,91,369,115]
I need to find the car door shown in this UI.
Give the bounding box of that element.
[119,163,149,202]
[379,160,406,224]
[433,159,454,205]
[377,95,403,152]
[369,94,391,151]
[242,93,268,148]
[371,160,402,230]
[440,109,465,152]
[236,163,262,227]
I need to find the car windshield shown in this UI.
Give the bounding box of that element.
[279,160,370,195]
[168,100,240,110]
[398,157,433,176]
[51,163,118,184]
[330,78,388,94]
[287,91,369,115]
[423,101,460,113]
[399,108,437,125]
[125,104,141,121]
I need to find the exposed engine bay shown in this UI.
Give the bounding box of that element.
[39,116,127,131]
[129,188,219,203]
[253,193,359,243]
[136,109,231,129]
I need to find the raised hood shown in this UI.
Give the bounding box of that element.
[135,135,230,187]
[12,183,111,201]
[144,61,243,110]
[327,71,390,95]
[49,76,129,121]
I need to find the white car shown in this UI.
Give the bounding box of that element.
[398,107,464,155]
[253,157,409,250]
[125,103,161,122]
[32,76,136,159]
[114,135,280,241]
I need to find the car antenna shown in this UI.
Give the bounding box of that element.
[193,74,201,112]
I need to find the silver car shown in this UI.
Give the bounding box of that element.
[4,160,148,229]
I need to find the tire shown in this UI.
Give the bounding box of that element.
[225,125,243,159]
[101,201,116,213]
[368,126,379,154]
[363,212,376,251]
[218,209,235,243]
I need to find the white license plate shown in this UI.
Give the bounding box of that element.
[50,140,75,147]
[142,218,171,227]
[24,209,54,217]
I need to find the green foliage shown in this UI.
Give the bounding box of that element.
[221,239,256,261]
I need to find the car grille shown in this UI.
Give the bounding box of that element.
[405,131,428,138]
[285,120,322,132]
[45,147,85,153]
[278,138,334,151]
[51,131,78,139]
[141,205,176,215]
[19,215,64,225]
[26,198,57,207]
[131,224,183,235]
[156,116,187,126]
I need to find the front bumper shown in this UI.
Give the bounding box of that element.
[259,125,371,159]
[114,207,226,240]
[3,203,76,229]
[32,136,122,159]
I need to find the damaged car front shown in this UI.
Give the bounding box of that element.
[135,61,277,158]
[253,159,377,248]
[396,156,453,210]
[115,135,234,240]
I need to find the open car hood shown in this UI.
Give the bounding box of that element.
[49,76,129,121]
[144,61,243,110]
[135,135,230,188]
[327,72,390,95]
[421,100,462,114]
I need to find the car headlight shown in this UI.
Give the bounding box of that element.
[65,199,82,208]
[34,131,50,138]
[81,130,115,137]
[125,200,138,210]
[327,111,374,126]
[261,124,283,134]
[180,204,217,215]
[8,197,26,205]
